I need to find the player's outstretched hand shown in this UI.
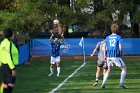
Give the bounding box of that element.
[90,54,93,57]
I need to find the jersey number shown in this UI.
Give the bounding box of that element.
[109,39,116,47]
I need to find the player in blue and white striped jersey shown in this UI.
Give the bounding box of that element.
[101,23,127,89]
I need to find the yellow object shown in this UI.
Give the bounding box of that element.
[0,38,19,69]
[0,82,3,93]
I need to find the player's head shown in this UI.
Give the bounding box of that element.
[111,23,118,33]
[4,28,13,39]
[54,35,59,43]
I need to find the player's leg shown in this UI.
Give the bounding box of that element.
[101,66,111,88]
[48,56,55,76]
[113,58,127,88]
[93,66,101,86]
[0,82,4,93]
[93,60,104,86]
[103,62,108,76]
[48,64,54,76]
[0,68,4,93]
[2,64,15,93]
[119,66,126,89]
[55,56,60,77]
[101,58,113,88]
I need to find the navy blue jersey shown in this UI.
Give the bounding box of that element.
[51,41,62,57]
[105,33,122,57]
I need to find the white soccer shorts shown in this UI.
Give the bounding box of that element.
[50,56,60,64]
[107,57,125,67]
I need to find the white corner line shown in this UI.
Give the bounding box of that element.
[49,62,86,93]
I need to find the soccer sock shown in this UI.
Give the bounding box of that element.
[120,70,126,86]
[7,86,13,93]
[95,77,99,82]
[50,67,54,74]
[102,72,109,85]
[3,88,8,93]
[57,67,60,75]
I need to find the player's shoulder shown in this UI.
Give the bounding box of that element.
[116,34,122,39]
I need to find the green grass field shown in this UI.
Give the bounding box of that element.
[13,56,140,93]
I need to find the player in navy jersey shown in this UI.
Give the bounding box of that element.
[91,39,107,87]
[101,23,127,89]
[48,33,64,77]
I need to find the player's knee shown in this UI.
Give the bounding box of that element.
[56,62,60,67]
[121,66,127,71]
[50,64,54,68]
[8,83,14,87]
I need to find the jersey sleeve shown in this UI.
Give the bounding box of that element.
[1,41,15,69]
[11,43,19,65]
[119,37,123,44]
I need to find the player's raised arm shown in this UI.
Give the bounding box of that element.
[50,34,54,43]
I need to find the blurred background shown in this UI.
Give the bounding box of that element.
[0,0,139,43]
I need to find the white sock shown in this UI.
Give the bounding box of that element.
[96,77,99,81]
[102,73,109,85]
[57,67,60,75]
[50,67,54,74]
[120,70,126,85]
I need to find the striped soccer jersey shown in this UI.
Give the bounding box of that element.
[105,33,122,57]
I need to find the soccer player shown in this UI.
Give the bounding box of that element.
[91,39,107,87]
[0,28,19,93]
[48,33,64,77]
[101,23,127,89]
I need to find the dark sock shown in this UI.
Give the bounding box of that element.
[7,86,13,93]
[13,77,16,84]
[4,88,8,93]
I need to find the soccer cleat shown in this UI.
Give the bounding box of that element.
[48,73,53,76]
[57,73,60,77]
[101,84,106,89]
[93,81,98,87]
[119,85,127,89]
[119,83,126,89]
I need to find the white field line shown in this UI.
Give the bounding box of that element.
[49,62,86,93]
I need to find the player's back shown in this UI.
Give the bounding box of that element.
[98,40,105,60]
[105,33,122,57]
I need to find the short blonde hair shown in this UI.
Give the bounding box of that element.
[111,23,118,33]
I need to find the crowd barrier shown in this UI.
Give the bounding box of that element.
[18,38,140,64]
[18,42,30,65]
[30,38,140,56]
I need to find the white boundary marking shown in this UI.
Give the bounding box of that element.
[49,62,86,93]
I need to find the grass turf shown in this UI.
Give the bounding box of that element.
[13,57,140,93]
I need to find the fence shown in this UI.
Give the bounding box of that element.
[19,38,140,64]
[18,42,30,65]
